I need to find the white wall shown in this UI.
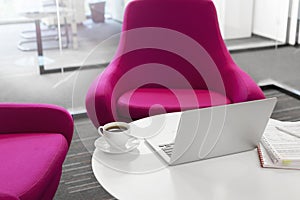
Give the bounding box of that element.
[110,0,124,22]
[213,0,254,40]
[253,0,290,43]
[109,0,131,22]
[110,0,292,43]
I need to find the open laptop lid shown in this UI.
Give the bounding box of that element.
[168,97,277,165]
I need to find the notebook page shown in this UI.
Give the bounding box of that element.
[277,121,300,138]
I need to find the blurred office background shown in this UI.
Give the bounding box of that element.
[1,0,300,113]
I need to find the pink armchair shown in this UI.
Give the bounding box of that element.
[0,104,73,200]
[86,0,265,127]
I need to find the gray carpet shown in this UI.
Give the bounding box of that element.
[231,46,300,91]
[54,88,300,200]
[54,116,115,200]
[265,89,300,121]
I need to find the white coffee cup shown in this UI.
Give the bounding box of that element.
[98,122,131,151]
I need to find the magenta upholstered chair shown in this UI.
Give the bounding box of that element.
[0,104,73,200]
[86,0,265,127]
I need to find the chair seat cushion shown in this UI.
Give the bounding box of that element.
[0,133,68,200]
[117,88,231,119]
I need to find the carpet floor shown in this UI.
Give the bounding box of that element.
[231,46,300,91]
[54,88,300,199]
[54,116,115,200]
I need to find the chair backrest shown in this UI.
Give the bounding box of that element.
[113,0,234,90]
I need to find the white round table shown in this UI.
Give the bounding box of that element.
[92,113,300,200]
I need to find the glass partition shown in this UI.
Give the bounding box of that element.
[0,0,121,111]
[0,0,299,112]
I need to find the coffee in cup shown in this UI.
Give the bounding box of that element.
[98,122,131,151]
[106,125,128,132]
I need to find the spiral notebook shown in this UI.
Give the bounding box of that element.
[257,119,300,170]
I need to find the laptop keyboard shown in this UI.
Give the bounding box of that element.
[159,143,175,157]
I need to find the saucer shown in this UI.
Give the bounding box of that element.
[94,136,140,154]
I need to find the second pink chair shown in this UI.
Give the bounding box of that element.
[0,104,73,200]
[86,0,265,127]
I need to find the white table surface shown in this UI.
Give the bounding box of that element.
[92,113,300,200]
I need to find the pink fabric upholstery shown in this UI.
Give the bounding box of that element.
[118,88,231,119]
[0,193,19,200]
[86,0,265,127]
[0,104,73,200]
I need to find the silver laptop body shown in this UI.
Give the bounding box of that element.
[145,98,277,166]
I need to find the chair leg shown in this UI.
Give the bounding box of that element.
[18,21,69,51]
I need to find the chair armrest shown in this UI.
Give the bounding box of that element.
[222,65,265,103]
[0,104,73,146]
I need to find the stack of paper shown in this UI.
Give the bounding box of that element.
[258,119,300,169]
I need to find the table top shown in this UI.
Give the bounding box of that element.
[20,7,73,20]
[92,112,300,200]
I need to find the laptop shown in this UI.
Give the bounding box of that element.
[145,98,277,166]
